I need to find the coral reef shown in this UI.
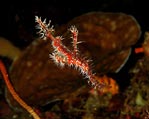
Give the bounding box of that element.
[1,11,149,119]
[5,12,141,110]
[120,54,149,118]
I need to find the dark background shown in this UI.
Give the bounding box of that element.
[0,0,149,48]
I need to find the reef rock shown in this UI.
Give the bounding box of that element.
[5,12,141,111]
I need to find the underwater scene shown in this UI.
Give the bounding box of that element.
[0,1,149,119]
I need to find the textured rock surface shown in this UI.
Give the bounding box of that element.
[55,12,141,72]
[5,12,141,111]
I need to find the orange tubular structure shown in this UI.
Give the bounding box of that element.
[135,47,144,54]
[0,60,40,119]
